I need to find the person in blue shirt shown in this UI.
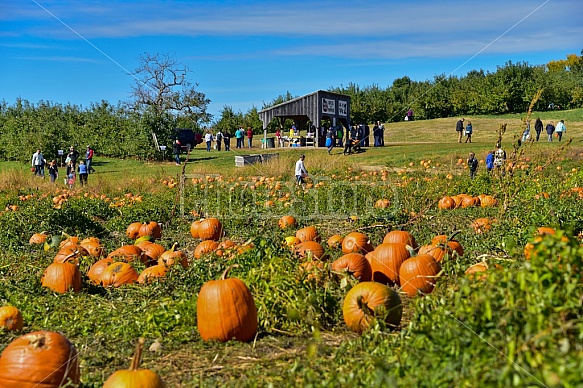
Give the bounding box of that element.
[485,150,494,173]
[78,160,88,186]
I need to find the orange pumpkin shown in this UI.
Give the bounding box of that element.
[126,222,143,239]
[430,235,464,257]
[101,262,139,287]
[87,257,114,285]
[41,257,82,294]
[331,253,372,281]
[438,196,456,210]
[136,242,166,266]
[194,240,219,259]
[0,331,80,387]
[399,254,441,297]
[477,194,498,207]
[198,218,223,241]
[29,232,49,245]
[190,219,202,239]
[197,265,258,342]
[108,245,145,263]
[296,226,320,242]
[278,215,297,229]
[53,245,89,264]
[342,282,402,333]
[382,230,417,249]
[139,221,162,240]
[417,244,451,262]
[327,234,344,249]
[465,262,489,280]
[294,241,326,260]
[79,239,106,257]
[103,338,165,387]
[137,265,168,284]
[342,232,374,254]
[0,306,23,331]
[472,218,492,234]
[368,243,411,285]
[158,243,188,268]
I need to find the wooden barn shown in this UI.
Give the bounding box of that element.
[258,90,351,147]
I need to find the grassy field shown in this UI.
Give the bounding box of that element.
[0,110,582,387]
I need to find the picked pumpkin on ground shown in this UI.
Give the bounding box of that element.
[343,281,403,333]
[0,306,23,331]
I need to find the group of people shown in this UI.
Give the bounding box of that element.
[455,118,474,143]
[31,145,95,187]
[466,145,507,179]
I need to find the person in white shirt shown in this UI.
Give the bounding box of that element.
[204,132,214,152]
[295,155,308,186]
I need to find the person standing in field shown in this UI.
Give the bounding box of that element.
[534,118,543,141]
[485,150,494,173]
[467,152,479,179]
[204,131,214,152]
[78,160,88,186]
[455,118,465,143]
[494,144,506,174]
[173,139,181,165]
[215,129,223,151]
[336,125,344,147]
[48,160,58,183]
[295,154,308,187]
[546,121,555,142]
[325,127,335,154]
[406,109,414,121]
[555,120,566,141]
[464,121,473,143]
[223,131,231,151]
[67,146,80,169]
[235,127,244,149]
[85,146,96,173]
[247,127,253,148]
[31,149,46,177]
[275,127,282,147]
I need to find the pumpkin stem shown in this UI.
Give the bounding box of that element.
[129,338,146,371]
[357,295,373,316]
[404,244,416,257]
[221,264,239,280]
[170,242,179,252]
[59,251,80,264]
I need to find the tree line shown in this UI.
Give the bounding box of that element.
[1,52,581,162]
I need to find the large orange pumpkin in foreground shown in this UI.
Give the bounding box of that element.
[296,226,320,242]
[0,330,80,388]
[103,338,165,387]
[101,262,139,287]
[343,281,402,333]
[0,306,23,331]
[126,222,143,239]
[399,254,442,297]
[294,241,326,260]
[197,265,257,342]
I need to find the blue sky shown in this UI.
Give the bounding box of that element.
[1,0,581,120]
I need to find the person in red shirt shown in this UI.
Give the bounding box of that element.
[247,127,253,148]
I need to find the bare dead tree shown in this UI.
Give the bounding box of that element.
[129,53,211,131]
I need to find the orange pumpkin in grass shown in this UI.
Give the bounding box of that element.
[430,235,464,257]
[190,219,202,239]
[101,262,139,287]
[87,257,114,285]
[382,230,417,249]
[137,265,168,284]
[472,218,492,234]
[278,215,297,229]
[29,231,49,245]
[478,194,497,207]
[417,244,452,262]
[0,306,23,331]
[0,331,80,387]
[295,241,326,260]
[126,222,143,239]
[136,242,166,266]
[139,221,162,240]
[197,265,257,342]
[42,256,82,294]
[343,282,402,333]
[368,243,411,285]
[194,240,219,259]
[198,218,223,241]
[296,226,320,243]
[159,243,188,268]
[399,254,441,297]
[108,245,145,263]
[331,253,372,281]
[438,196,456,210]
[342,232,374,254]
[327,234,344,249]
